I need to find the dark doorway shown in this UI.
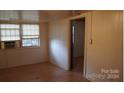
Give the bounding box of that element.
[70,18,85,74]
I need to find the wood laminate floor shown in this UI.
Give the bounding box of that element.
[0,62,88,82]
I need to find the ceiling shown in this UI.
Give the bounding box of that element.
[39,10,92,22]
[40,10,72,22]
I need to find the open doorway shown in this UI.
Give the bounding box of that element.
[70,18,85,74]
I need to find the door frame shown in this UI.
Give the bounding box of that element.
[68,13,91,77]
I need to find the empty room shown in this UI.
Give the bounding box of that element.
[0,10,123,82]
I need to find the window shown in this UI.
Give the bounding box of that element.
[0,10,40,49]
[0,24,40,48]
[0,24,20,41]
[22,24,40,47]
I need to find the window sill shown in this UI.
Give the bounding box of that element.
[21,46,41,49]
[0,46,41,50]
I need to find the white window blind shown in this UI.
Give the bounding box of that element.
[0,10,19,21]
[22,24,40,47]
[0,10,39,22]
[0,24,20,41]
[21,10,39,22]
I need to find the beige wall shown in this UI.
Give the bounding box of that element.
[0,23,49,69]
[48,11,123,81]
[86,11,123,82]
[123,11,124,81]
[49,19,70,70]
